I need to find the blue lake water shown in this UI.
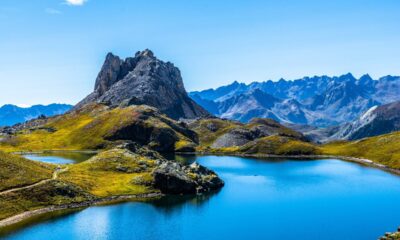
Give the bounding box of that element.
[22,152,96,164]
[2,155,400,239]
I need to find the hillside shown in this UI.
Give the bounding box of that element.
[329,100,400,140]
[0,103,198,152]
[0,151,53,191]
[322,131,400,169]
[0,146,224,222]
[187,117,319,155]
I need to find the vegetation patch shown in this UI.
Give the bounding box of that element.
[0,104,197,152]
[58,149,159,197]
[322,131,400,169]
[0,151,54,191]
[0,180,94,220]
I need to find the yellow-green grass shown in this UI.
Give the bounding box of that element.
[0,180,94,220]
[0,104,194,152]
[246,118,304,139]
[189,118,306,152]
[0,148,160,221]
[380,230,400,239]
[322,131,400,169]
[188,118,242,147]
[0,151,54,191]
[218,136,320,155]
[58,149,158,197]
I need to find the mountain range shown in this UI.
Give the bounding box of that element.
[0,104,72,126]
[190,74,400,127]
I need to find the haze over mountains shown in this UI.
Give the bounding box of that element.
[0,104,72,127]
[190,74,400,127]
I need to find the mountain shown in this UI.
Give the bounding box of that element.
[76,49,209,120]
[0,104,72,127]
[329,100,400,140]
[190,73,400,127]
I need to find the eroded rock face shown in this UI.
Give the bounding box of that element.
[76,49,209,120]
[211,128,254,148]
[153,161,224,194]
[114,143,224,195]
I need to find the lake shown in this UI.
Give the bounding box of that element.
[2,155,400,239]
[22,151,96,164]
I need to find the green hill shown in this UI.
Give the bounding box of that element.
[322,131,400,169]
[0,103,197,152]
[0,151,53,191]
[188,117,318,154]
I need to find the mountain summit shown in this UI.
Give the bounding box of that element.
[76,49,209,120]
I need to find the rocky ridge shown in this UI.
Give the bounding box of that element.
[190,73,400,127]
[76,49,209,120]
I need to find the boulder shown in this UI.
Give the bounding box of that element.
[153,161,224,194]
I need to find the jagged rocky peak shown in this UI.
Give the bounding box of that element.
[76,49,210,120]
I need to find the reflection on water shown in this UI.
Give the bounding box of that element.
[22,151,97,164]
[3,155,400,240]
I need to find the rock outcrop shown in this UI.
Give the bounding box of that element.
[116,142,224,194]
[189,117,307,149]
[76,49,209,120]
[153,161,224,194]
[329,100,400,140]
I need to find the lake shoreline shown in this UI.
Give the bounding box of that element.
[178,152,400,176]
[0,192,162,229]
[13,150,399,176]
[2,151,398,231]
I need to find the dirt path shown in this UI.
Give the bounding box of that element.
[0,192,162,228]
[0,166,66,196]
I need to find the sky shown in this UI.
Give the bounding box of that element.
[0,0,399,106]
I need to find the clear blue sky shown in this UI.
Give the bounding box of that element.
[1,0,399,106]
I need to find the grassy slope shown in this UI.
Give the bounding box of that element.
[59,149,158,197]
[0,149,159,221]
[0,151,92,220]
[0,180,94,220]
[0,151,53,191]
[189,118,242,147]
[0,104,195,152]
[239,136,321,155]
[189,118,319,155]
[322,131,400,169]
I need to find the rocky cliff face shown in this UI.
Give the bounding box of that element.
[76,49,209,120]
[330,100,400,140]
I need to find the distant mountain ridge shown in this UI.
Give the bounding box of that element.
[329,100,400,141]
[0,104,72,126]
[190,73,400,127]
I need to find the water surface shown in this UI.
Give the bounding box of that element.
[22,151,96,164]
[2,155,400,239]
